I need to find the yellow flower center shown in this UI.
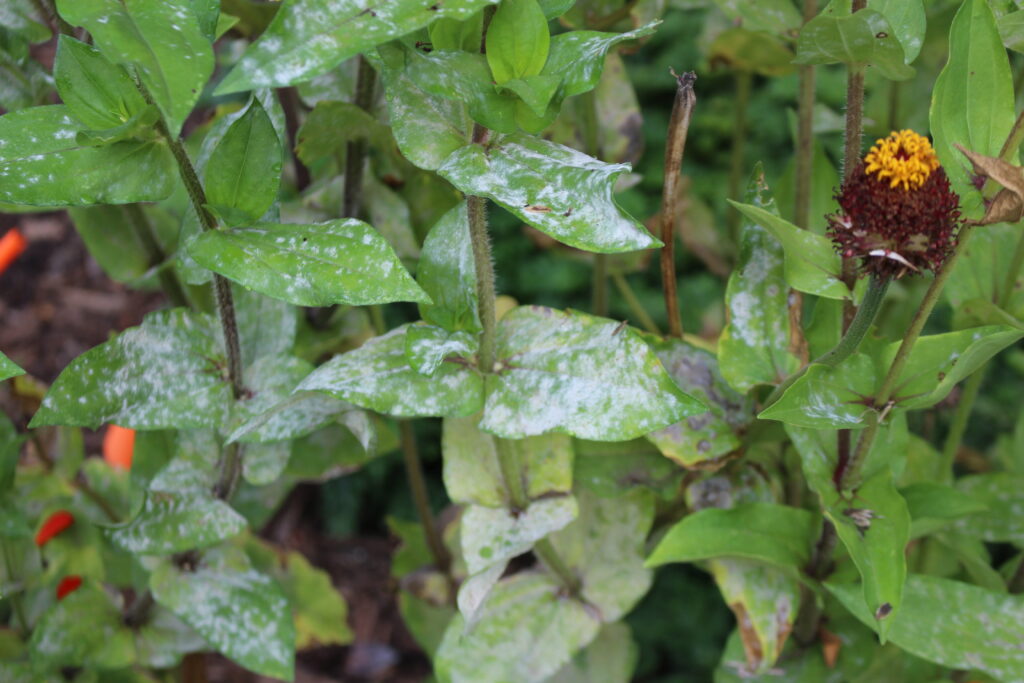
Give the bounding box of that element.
[863,129,940,191]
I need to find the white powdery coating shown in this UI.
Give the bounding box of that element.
[417,201,480,332]
[437,134,658,253]
[108,491,247,554]
[481,306,702,440]
[461,497,578,576]
[382,67,467,172]
[954,473,1024,542]
[405,324,476,375]
[296,324,484,417]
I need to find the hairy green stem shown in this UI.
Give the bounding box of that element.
[815,277,889,368]
[612,272,661,335]
[794,52,816,229]
[1,538,28,633]
[660,70,697,338]
[123,204,189,308]
[400,421,450,571]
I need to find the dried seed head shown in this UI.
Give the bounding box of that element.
[828,130,962,279]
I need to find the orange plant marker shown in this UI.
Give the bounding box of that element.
[56,575,83,600]
[0,228,27,275]
[35,510,75,546]
[103,425,136,470]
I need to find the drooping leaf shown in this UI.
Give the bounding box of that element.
[438,133,659,253]
[930,0,1017,207]
[107,490,247,554]
[215,0,501,93]
[481,307,706,440]
[646,503,817,575]
[436,573,601,683]
[29,583,135,669]
[188,219,430,307]
[727,200,848,299]
[643,334,751,468]
[279,551,353,649]
[204,98,282,224]
[720,166,805,392]
[53,36,147,130]
[793,6,914,80]
[0,105,176,207]
[297,324,484,418]
[149,546,295,680]
[56,0,214,136]
[30,309,232,430]
[0,352,24,381]
[829,574,1024,682]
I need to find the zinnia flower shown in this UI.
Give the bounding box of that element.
[828,130,961,279]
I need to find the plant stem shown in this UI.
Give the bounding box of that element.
[1010,556,1024,594]
[123,204,189,308]
[495,438,528,511]
[399,421,450,571]
[843,226,977,490]
[660,70,697,339]
[794,16,816,231]
[534,538,581,593]
[1,538,28,633]
[123,590,155,628]
[343,56,376,220]
[612,272,661,335]
[815,277,888,368]
[579,90,609,317]
[278,87,311,192]
[727,70,752,242]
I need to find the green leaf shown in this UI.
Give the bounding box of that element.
[67,204,173,285]
[436,573,601,683]
[380,57,470,171]
[190,0,221,42]
[946,224,1024,322]
[759,354,876,429]
[417,201,481,334]
[29,583,136,669]
[293,99,387,166]
[228,391,358,444]
[150,546,295,680]
[720,167,805,392]
[429,13,484,51]
[498,74,560,118]
[870,0,925,63]
[30,309,231,430]
[573,440,684,500]
[794,7,913,80]
[188,219,429,307]
[711,0,802,34]
[954,473,1024,543]
[134,606,206,669]
[708,28,796,76]
[829,574,1024,681]
[646,503,817,574]
[438,133,659,253]
[107,490,247,554]
[549,489,654,621]
[233,285,297,368]
[0,0,52,43]
[297,324,484,418]
[486,0,550,84]
[930,0,1017,206]
[279,550,353,648]
[56,0,214,137]
[0,351,24,381]
[405,324,477,375]
[1000,9,1024,53]
[204,98,281,224]
[54,36,147,130]
[215,0,500,93]
[883,325,1024,410]
[481,307,706,440]
[442,415,573,508]
[708,559,801,673]
[900,482,987,539]
[0,105,176,207]
[548,622,637,683]
[643,336,750,467]
[727,200,848,299]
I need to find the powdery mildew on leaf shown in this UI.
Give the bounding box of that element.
[954,473,1024,542]
[107,490,247,554]
[437,572,601,683]
[229,354,313,437]
[461,497,579,576]
[297,324,484,418]
[405,324,478,376]
[759,354,876,429]
[188,219,429,307]
[229,391,357,444]
[233,285,298,368]
[0,351,24,381]
[417,202,481,334]
[134,605,208,668]
[438,134,659,253]
[215,0,500,93]
[149,548,295,680]
[481,307,705,440]
[829,573,1024,681]
[30,309,232,431]
[29,584,135,669]
[149,429,220,493]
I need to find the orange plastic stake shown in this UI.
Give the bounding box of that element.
[0,228,27,275]
[56,575,83,600]
[103,424,136,470]
[35,509,75,546]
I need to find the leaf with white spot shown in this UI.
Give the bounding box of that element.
[149,429,220,494]
[56,0,213,136]
[481,307,705,440]
[548,489,654,621]
[438,133,659,253]
[149,546,295,680]
[954,473,1024,543]
[437,573,601,683]
[643,336,751,468]
[215,0,501,94]
[719,165,805,392]
[230,355,313,436]
[758,354,876,429]
[188,219,429,307]
[134,606,207,668]
[30,309,232,431]
[233,285,297,368]
[29,583,135,669]
[297,324,484,418]
[417,202,481,334]
[228,391,360,445]
[542,23,658,98]
[405,324,478,376]
[107,490,247,554]
[0,105,176,207]
[53,36,147,130]
[829,574,1024,682]
[0,352,24,381]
